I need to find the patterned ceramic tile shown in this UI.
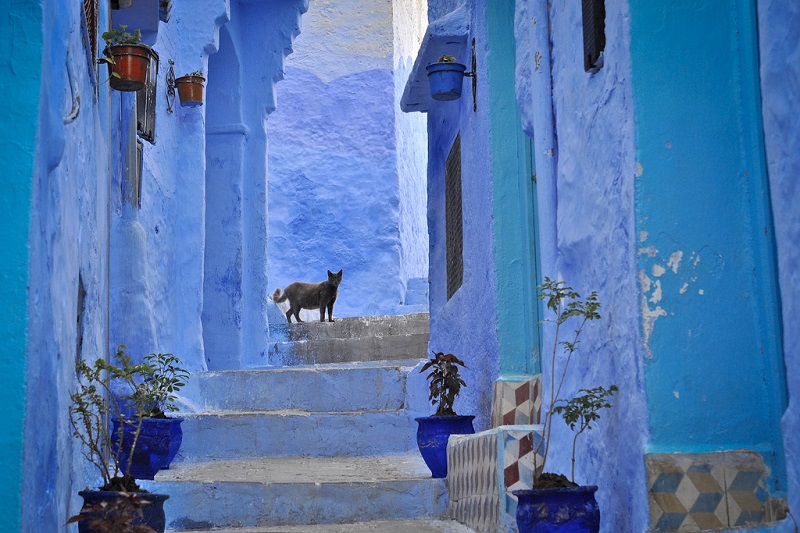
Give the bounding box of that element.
[646,451,775,531]
[447,425,544,532]
[490,377,542,428]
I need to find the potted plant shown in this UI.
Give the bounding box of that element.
[513,278,618,533]
[68,345,169,533]
[426,54,467,101]
[67,492,156,533]
[414,351,475,478]
[112,351,189,480]
[175,71,206,108]
[111,0,134,9]
[100,26,151,92]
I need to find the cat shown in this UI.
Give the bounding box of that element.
[272,269,343,323]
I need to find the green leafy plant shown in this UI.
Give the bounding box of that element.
[437,54,457,63]
[137,352,189,418]
[70,345,150,490]
[186,70,204,78]
[66,492,157,533]
[534,277,617,487]
[552,385,618,482]
[69,345,189,491]
[102,25,143,47]
[420,351,467,416]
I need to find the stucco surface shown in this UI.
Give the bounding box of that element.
[268,0,428,318]
[425,0,499,433]
[543,1,648,530]
[1,2,41,530]
[759,0,800,527]
[20,2,112,530]
[630,1,787,499]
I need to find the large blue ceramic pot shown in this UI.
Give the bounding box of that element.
[414,415,475,478]
[426,62,467,101]
[77,490,168,533]
[513,485,600,533]
[112,417,184,479]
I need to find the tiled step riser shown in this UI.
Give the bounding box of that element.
[198,365,411,412]
[151,479,446,530]
[272,334,429,366]
[176,412,418,462]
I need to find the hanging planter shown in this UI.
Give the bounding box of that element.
[101,26,151,92]
[426,55,468,101]
[175,72,206,108]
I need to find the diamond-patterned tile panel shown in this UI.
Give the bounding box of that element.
[491,376,542,428]
[446,425,544,532]
[646,451,773,531]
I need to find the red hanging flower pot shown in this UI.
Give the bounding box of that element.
[175,73,206,107]
[103,44,152,92]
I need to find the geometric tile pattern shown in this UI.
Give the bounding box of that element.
[447,425,544,532]
[490,376,542,428]
[646,451,777,531]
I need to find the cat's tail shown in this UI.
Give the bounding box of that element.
[272,288,288,303]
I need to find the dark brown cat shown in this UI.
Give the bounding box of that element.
[272,269,343,323]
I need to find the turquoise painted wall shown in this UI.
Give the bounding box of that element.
[0,3,41,530]
[630,1,787,491]
[487,0,540,376]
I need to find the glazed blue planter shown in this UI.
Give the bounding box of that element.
[77,490,168,533]
[426,62,467,101]
[513,485,600,533]
[414,415,475,478]
[112,417,184,480]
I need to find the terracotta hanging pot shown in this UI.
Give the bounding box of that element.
[175,74,206,108]
[104,44,151,92]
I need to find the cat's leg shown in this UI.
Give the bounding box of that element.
[292,303,304,322]
[319,306,326,322]
[327,300,335,322]
[285,309,294,323]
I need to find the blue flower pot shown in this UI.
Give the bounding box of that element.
[513,486,600,533]
[426,62,467,101]
[414,415,475,478]
[77,490,168,533]
[112,417,184,480]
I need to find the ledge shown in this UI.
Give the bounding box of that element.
[400,4,470,113]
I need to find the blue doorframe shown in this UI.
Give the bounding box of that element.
[630,0,787,493]
[487,0,542,377]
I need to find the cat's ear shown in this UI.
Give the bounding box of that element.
[336,269,343,276]
[328,270,333,276]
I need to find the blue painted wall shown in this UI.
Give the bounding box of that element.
[758,0,800,525]
[267,0,428,319]
[0,2,41,529]
[538,1,649,529]
[629,0,787,492]
[17,1,113,529]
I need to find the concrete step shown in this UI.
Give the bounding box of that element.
[169,520,476,532]
[196,360,420,413]
[175,410,418,462]
[147,454,447,530]
[272,313,430,341]
[268,313,430,366]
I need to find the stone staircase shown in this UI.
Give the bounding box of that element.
[142,313,473,532]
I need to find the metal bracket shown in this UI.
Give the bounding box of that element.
[165,59,176,114]
[462,38,477,112]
